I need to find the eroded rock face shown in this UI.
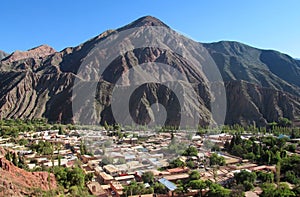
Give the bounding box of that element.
[2,45,56,63]
[0,155,57,196]
[0,16,299,126]
[0,50,8,60]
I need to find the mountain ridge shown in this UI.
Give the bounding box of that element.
[0,16,299,126]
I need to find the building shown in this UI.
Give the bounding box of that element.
[87,181,108,197]
[99,172,114,184]
[103,164,119,176]
[110,181,124,197]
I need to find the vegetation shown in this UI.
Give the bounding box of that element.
[233,170,256,191]
[141,171,154,183]
[209,153,225,166]
[261,183,296,197]
[52,166,92,195]
[123,181,153,196]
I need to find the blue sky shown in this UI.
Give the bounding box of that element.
[1,0,299,58]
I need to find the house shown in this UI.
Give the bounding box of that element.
[167,167,189,174]
[87,181,108,197]
[103,164,119,176]
[163,173,189,182]
[110,181,123,197]
[99,172,114,184]
[114,175,135,184]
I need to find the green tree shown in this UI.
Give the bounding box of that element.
[123,181,153,196]
[234,170,257,185]
[5,151,12,161]
[186,160,196,169]
[182,146,198,156]
[206,183,230,197]
[18,138,29,146]
[257,171,274,183]
[209,153,225,166]
[278,117,292,127]
[189,170,201,180]
[261,183,296,197]
[85,173,94,183]
[141,171,154,183]
[67,167,85,188]
[188,180,206,197]
[153,182,168,194]
[169,158,185,168]
[260,183,276,197]
[284,171,300,184]
[104,121,109,131]
[58,126,65,135]
[12,152,18,166]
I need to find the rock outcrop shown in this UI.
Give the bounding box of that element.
[0,152,57,196]
[1,45,56,63]
[0,50,8,60]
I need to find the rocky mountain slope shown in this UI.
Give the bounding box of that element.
[0,16,299,127]
[0,50,8,60]
[0,149,57,196]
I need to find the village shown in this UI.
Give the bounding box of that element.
[0,126,300,197]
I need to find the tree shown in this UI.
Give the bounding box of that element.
[243,180,254,191]
[206,183,230,197]
[31,141,53,155]
[186,160,196,169]
[182,146,198,156]
[12,152,18,166]
[18,138,29,146]
[113,123,121,131]
[58,126,66,135]
[80,140,87,155]
[276,183,296,197]
[189,170,201,180]
[141,171,154,183]
[234,170,257,185]
[104,121,109,131]
[123,181,153,196]
[209,153,225,166]
[257,171,274,183]
[153,182,168,194]
[287,144,296,153]
[260,183,276,197]
[261,183,296,197]
[278,117,292,127]
[231,144,245,157]
[284,171,300,184]
[85,173,94,183]
[67,167,85,188]
[169,158,185,168]
[175,180,188,196]
[101,156,114,165]
[5,151,12,161]
[188,180,206,197]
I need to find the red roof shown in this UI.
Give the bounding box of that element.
[167,167,189,174]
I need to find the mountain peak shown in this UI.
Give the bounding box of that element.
[1,44,56,63]
[118,15,169,31]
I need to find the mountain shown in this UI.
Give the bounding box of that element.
[0,50,8,60]
[0,16,299,127]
